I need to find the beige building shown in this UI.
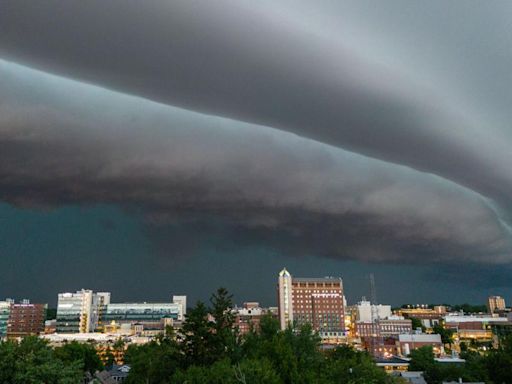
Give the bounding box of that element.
[487,296,506,314]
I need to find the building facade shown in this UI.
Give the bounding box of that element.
[56,290,110,333]
[356,318,412,338]
[98,302,181,333]
[0,300,11,339]
[356,300,392,323]
[397,333,443,356]
[277,268,345,337]
[7,301,47,338]
[57,290,186,334]
[233,302,278,335]
[488,296,506,314]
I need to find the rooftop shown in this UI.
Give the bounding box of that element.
[292,277,342,283]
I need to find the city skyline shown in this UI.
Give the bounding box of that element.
[2,1,512,306]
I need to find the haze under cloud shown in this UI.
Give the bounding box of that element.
[0,1,512,302]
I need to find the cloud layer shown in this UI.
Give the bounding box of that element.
[1,0,512,211]
[1,61,511,264]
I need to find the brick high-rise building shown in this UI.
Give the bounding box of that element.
[277,268,345,338]
[7,301,47,338]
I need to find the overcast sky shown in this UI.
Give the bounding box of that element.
[1,1,512,306]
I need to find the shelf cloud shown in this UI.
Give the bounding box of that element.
[1,61,511,264]
[1,1,512,270]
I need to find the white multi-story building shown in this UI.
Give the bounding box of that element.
[277,268,294,330]
[0,300,13,339]
[57,290,187,334]
[172,295,187,321]
[56,289,108,333]
[356,300,391,322]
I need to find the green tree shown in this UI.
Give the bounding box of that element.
[0,339,17,383]
[432,323,454,346]
[322,345,395,384]
[410,317,426,332]
[209,287,240,362]
[172,358,280,384]
[45,308,57,320]
[408,346,444,384]
[124,336,181,384]
[54,340,103,375]
[180,301,213,366]
[0,336,83,384]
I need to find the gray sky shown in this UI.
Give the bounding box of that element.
[0,1,511,304]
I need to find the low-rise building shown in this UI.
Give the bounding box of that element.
[444,314,507,342]
[233,302,277,335]
[398,306,445,328]
[398,333,443,356]
[98,301,183,334]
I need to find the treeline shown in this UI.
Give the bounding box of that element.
[0,336,102,383]
[125,288,399,383]
[409,343,512,384]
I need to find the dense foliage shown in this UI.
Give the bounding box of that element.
[409,343,512,384]
[125,288,399,384]
[0,337,99,383]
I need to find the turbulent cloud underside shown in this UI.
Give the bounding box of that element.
[0,61,511,264]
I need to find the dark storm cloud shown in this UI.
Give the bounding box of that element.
[1,0,512,211]
[1,61,511,264]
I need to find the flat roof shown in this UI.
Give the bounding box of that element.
[292,277,342,283]
[399,334,441,343]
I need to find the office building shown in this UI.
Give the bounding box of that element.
[233,302,278,335]
[277,268,345,337]
[0,300,12,339]
[172,295,187,321]
[56,289,108,333]
[488,296,506,314]
[97,295,186,334]
[57,290,186,334]
[356,300,391,322]
[7,301,47,338]
[99,302,181,332]
[356,318,412,338]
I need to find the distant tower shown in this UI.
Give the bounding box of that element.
[369,273,378,305]
[277,268,294,330]
[369,273,378,322]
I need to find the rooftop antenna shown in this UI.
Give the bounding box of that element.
[369,273,378,322]
[369,273,378,305]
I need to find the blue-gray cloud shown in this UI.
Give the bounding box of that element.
[1,0,511,212]
[1,60,511,264]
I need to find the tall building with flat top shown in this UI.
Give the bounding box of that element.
[488,296,506,314]
[277,268,345,337]
[0,300,11,339]
[7,301,47,338]
[278,268,293,330]
[56,289,107,333]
